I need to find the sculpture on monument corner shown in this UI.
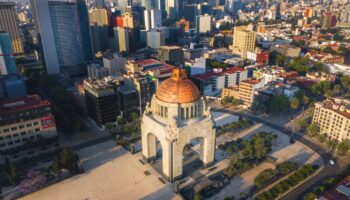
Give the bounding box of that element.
[166,116,179,141]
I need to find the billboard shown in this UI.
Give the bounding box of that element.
[41,115,56,129]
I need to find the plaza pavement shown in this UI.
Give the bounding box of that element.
[20,141,182,200]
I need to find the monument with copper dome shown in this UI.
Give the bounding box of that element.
[141,68,216,181]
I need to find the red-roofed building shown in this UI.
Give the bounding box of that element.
[0,95,57,153]
[322,176,350,200]
[305,51,344,64]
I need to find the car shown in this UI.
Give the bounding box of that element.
[330,160,335,165]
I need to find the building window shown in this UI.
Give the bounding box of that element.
[20,132,26,136]
[26,124,32,128]
[35,128,40,132]
[33,122,39,126]
[13,134,19,137]
[11,127,17,131]
[3,129,9,133]
[19,125,25,129]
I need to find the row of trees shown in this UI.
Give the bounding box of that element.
[216,119,253,136]
[255,164,317,200]
[303,165,350,200]
[254,161,298,190]
[222,132,277,177]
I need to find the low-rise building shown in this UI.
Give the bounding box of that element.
[87,63,110,79]
[158,45,184,65]
[192,67,248,96]
[126,59,176,81]
[221,78,264,107]
[306,72,336,83]
[247,49,270,65]
[270,44,301,58]
[0,95,57,153]
[306,51,344,64]
[0,73,27,99]
[313,98,350,142]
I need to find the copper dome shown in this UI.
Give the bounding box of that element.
[156,68,200,103]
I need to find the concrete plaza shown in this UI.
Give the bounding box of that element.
[20,141,181,200]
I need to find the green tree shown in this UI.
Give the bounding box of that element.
[303,192,317,200]
[51,157,61,174]
[323,46,336,54]
[254,168,275,189]
[9,164,19,185]
[290,97,300,111]
[60,147,79,173]
[269,95,290,113]
[253,136,268,162]
[333,84,342,96]
[307,123,320,137]
[337,140,350,156]
[242,140,254,160]
[341,76,350,91]
[275,53,287,66]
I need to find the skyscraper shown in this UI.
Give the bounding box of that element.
[30,0,93,75]
[0,31,17,75]
[114,27,130,52]
[0,2,24,54]
[144,9,162,31]
[166,0,179,18]
[225,0,242,16]
[89,8,110,53]
[142,0,158,10]
[183,5,197,27]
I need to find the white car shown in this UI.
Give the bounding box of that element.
[330,160,335,165]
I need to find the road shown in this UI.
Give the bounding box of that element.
[211,107,349,199]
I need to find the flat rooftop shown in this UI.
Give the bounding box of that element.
[20,141,181,200]
[0,95,49,115]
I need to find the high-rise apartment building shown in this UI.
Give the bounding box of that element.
[0,2,24,54]
[196,14,213,34]
[30,0,93,76]
[144,9,162,31]
[313,98,350,142]
[0,31,16,75]
[231,26,256,59]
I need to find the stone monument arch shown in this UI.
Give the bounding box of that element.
[141,68,216,181]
